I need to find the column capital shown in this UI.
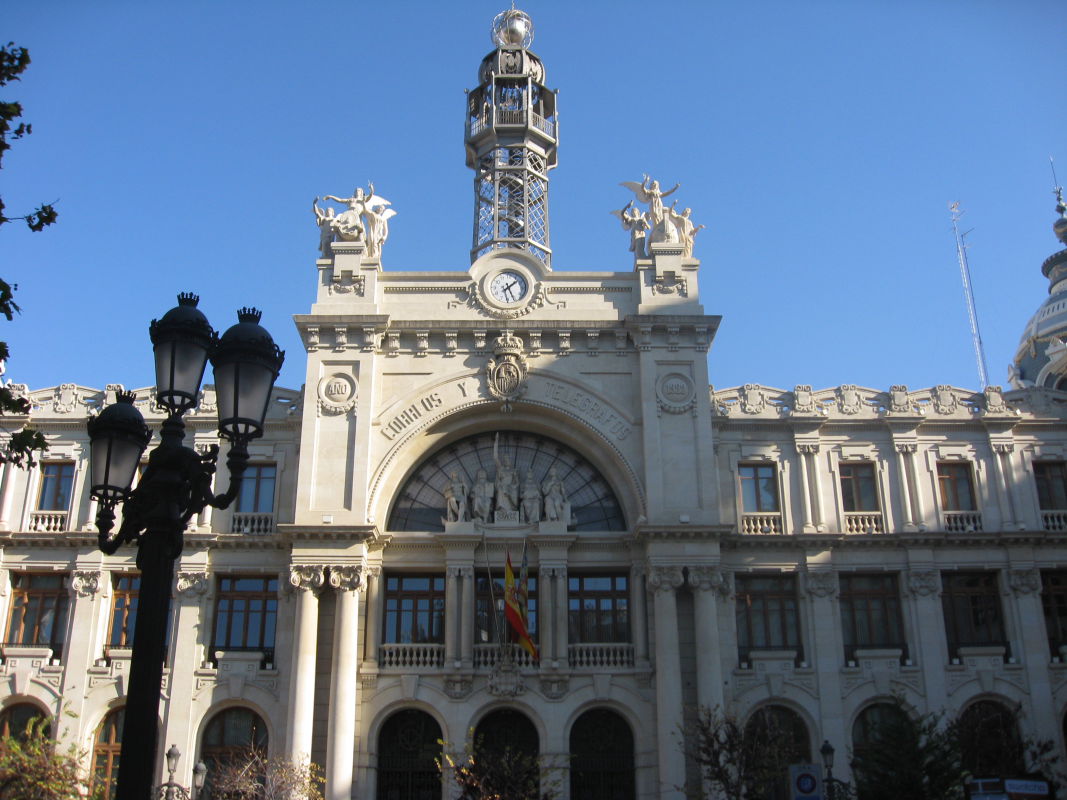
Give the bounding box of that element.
[803,570,838,598]
[647,565,684,594]
[543,565,568,579]
[176,571,211,597]
[329,564,363,593]
[447,565,474,579]
[289,565,325,594]
[1009,568,1041,596]
[895,442,918,454]
[992,441,1015,455]
[630,563,646,580]
[365,565,382,580]
[906,568,940,597]
[796,442,820,455]
[688,566,729,596]
[70,569,103,598]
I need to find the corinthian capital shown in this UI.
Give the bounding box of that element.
[329,565,363,592]
[289,565,325,593]
[688,566,728,595]
[70,570,102,597]
[176,571,210,596]
[647,565,684,594]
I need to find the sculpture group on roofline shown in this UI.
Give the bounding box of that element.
[613,175,705,258]
[444,458,570,526]
[314,183,397,259]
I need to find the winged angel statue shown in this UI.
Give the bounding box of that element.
[314,183,397,259]
[613,175,704,258]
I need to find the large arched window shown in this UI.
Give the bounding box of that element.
[0,702,48,739]
[469,709,541,797]
[93,707,124,800]
[959,700,1023,778]
[376,709,442,800]
[742,705,810,800]
[388,431,625,531]
[200,707,269,770]
[570,708,635,800]
[852,702,909,760]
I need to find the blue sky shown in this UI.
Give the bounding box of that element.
[3,1,1064,395]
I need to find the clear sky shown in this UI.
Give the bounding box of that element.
[3,0,1064,395]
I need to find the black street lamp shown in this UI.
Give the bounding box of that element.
[155,744,208,800]
[820,739,851,800]
[87,294,284,800]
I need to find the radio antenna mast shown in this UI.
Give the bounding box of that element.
[949,202,990,389]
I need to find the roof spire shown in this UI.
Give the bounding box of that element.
[1051,156,1067,246]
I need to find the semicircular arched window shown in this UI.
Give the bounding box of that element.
[388,431,625,532]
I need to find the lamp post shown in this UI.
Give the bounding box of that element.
[820,739,850,800]
[87,294,284,800]
[155,744,208,800]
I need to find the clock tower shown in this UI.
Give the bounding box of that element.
[465,8,558,266]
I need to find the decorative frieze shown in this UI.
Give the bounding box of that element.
[907,570,940,597]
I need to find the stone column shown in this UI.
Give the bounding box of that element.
[554,566,569,667]
[796,445,816,532]
[163,571,212,766]
[631,565,649,665]
[55,570,104,737]
[460,566,474,667]
[1008,568,1058,742]
[803,570,846,775]
[0,462,16,530]
[688,566,725,711]
[906,568,947,710]
[445,566,461,667]
[991,443,1018,530]
[648,565,686,799]
[539,566,555,663]
[893,443,916,530]
[286,565,324,762]
[363,567,381,667]
[326,565,362,800]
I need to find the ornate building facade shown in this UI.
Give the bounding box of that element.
[2,9,1067,800]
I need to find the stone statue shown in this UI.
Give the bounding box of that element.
[495,455,519,513]
[312,198,337,257]
[619,175,686,247]
[471,468,494,523]
[542,467,567,523]
[521,471,541,523]
[320,183,394,250]
[444,471,469,522]
[610,200,650,258]
[668,202,705,257]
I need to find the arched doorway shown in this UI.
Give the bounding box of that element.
[467,709,540,798]
[92,707,124,800]
[852,702,909,760]
[742,705,810,800]
[200,706,269,768]
[570,708,635,800]
[376,709,442,800]
[959,700,1023,778]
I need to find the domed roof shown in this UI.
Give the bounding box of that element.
[1010,191,1067,388]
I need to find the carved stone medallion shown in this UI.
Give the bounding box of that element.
[486,330,529,411]
[317,374,358,416]
[656,372,696,414]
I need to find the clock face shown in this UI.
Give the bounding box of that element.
[489,270,528,304]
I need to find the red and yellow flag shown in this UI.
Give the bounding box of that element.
[505,549,538,659]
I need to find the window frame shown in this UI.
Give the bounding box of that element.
[476,572,538,644]
[1041,570,1067,656]
[92,707,124,800]
[936,461,978,512]
[568,573,629,644]
[838,462,880,513]
[940,571,1007,658]
[735,573,802,664]
[382,574,446,645]
[211,575,279,662]
[35,461,75,512]
[107,574,139,651]
[4,572,70,656]
[1034,460,1067,510]
[838,573,906,661]
[738,463,780,513]
[235,463,277,514]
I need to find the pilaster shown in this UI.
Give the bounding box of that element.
[326,565,362,800]
[647,564,686,799]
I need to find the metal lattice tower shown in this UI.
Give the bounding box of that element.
[465,9,558,266]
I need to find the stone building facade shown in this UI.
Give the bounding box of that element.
[2,9,1067,800]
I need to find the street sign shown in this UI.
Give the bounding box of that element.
[789,763,823,800]
[1004,778,1050,798]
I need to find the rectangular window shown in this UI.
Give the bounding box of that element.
[36,462,75,511]
[739,464,779,512]
[1042,571,1067,656]
[735,574,801,662]
[937,462,977,511]
[476,573,537,643]
[839,573,905,659]
[107,574,139,649]
[940,571,1006,657]
[236,464,277,514]
[568,574,629,643]
[1034,461,1067,510]
[383,575,445,644]
[5,573,69,656]
[212,576,278,656]
[840,463,879,512]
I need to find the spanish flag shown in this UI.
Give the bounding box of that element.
[505,549,538,659]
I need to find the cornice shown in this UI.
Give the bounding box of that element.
[278,524,381,544]
[633,525,730,541]
[719,529,1067,550]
